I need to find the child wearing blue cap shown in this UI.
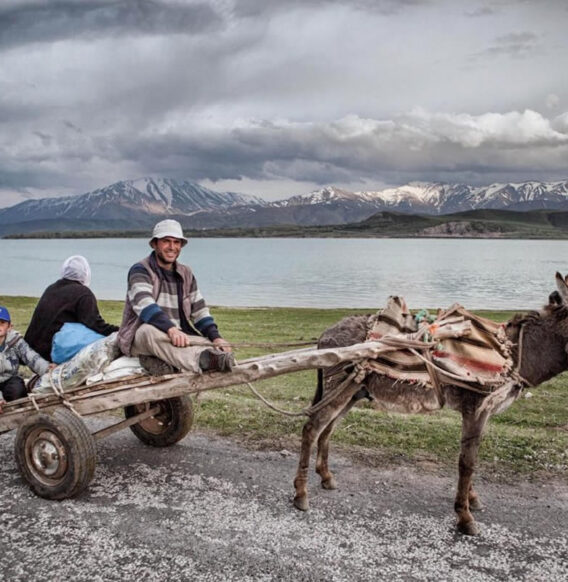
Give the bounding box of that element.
[0,305,52,413]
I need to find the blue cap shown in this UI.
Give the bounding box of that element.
[0,306,11,322]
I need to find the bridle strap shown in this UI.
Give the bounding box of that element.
[511,324,534,388]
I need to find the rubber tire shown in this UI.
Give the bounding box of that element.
[15,408,96,500]
[124,395,193,447]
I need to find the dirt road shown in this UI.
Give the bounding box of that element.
[1,416,566,581]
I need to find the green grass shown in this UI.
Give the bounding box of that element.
[2,295,566,478]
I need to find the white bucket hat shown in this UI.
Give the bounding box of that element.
[150,219,188,247]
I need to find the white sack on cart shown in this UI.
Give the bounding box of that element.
[33,332,120,394]
[86,356,147,385]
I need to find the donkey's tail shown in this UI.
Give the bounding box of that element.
[312,368,324,405]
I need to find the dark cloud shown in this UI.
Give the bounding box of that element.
[2,108,568,199]
[0,0,223,49]
[469,30,542,63]
[483,31,541,59]
[63,120,83,133]
[465,6,498,17]
[0,0,567,204]
[0,164,64,189]
[32,131,53,146]
[233,0,429,18]
[466,0,568,14]
[192,112,566,182]
[22,110,561,189]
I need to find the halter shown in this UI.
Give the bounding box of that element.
[510,323,534,388]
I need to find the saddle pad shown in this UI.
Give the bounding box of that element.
[365,296,512,390]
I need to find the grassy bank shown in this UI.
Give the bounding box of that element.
[2,295,567,479]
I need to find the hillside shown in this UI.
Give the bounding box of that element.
[7,208,568,239]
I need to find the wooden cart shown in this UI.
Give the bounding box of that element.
[0,341,388,500]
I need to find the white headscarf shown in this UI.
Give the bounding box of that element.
[61,255,92,287]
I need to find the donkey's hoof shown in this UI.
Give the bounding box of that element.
[293,496,309,511]
[469,498,483,512]
[321,477,337,490]
[457,520,480,536]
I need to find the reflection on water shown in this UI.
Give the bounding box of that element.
[1,238,567,309]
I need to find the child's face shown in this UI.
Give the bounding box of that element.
[0,320,11,341]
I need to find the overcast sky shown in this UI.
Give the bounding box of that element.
[1,0,567,207]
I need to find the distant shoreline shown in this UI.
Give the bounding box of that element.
[4,208,568,240]
[4,231,568,240]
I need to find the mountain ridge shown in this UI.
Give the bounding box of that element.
[2,177,568,236]
[289,180,568,214]
[0,177,265,222]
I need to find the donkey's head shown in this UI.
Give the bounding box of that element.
[548,272,568,308]
[507,272,568,386]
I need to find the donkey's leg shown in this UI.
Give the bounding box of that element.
[293,383,362,511]
[293,416,327,511]
[315,397,359,490]
[455,410,490,535]
[468,483,483,511]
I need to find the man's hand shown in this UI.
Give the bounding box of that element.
[0,398,6,414]
[213,338,232,353]
[167,327,191,347]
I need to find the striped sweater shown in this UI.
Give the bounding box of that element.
[117,252,220,356]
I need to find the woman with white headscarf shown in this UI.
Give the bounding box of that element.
[24,255,118,361]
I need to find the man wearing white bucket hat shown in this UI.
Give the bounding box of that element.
[118,219,234,374]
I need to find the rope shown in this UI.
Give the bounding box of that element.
[422,349,446,407]
[511,324,533,388]
[244,365,364,418]
[48,367,64,397]
[242,331,438,418]
[27,393,40,411]
[474,324,532,419]
[48,367,83,418]
[406,347,501,394]
[245,382,308,417]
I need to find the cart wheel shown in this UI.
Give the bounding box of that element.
[15,408,96,500]
[124,395,193,447]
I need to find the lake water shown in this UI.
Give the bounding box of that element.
[1,238,567,310]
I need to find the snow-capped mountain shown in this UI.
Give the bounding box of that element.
[273,186,374,207]
[1,178,568,236]
[280,181,568,215]
[0,177,265,224]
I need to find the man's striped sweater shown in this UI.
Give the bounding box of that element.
[118,252,221,356]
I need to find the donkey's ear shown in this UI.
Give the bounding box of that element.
[555,272,568,305]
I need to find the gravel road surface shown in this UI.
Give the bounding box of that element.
[1,416,567,582]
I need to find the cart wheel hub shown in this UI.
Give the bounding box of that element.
[28,432,68,480]
[134,403,171,435]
